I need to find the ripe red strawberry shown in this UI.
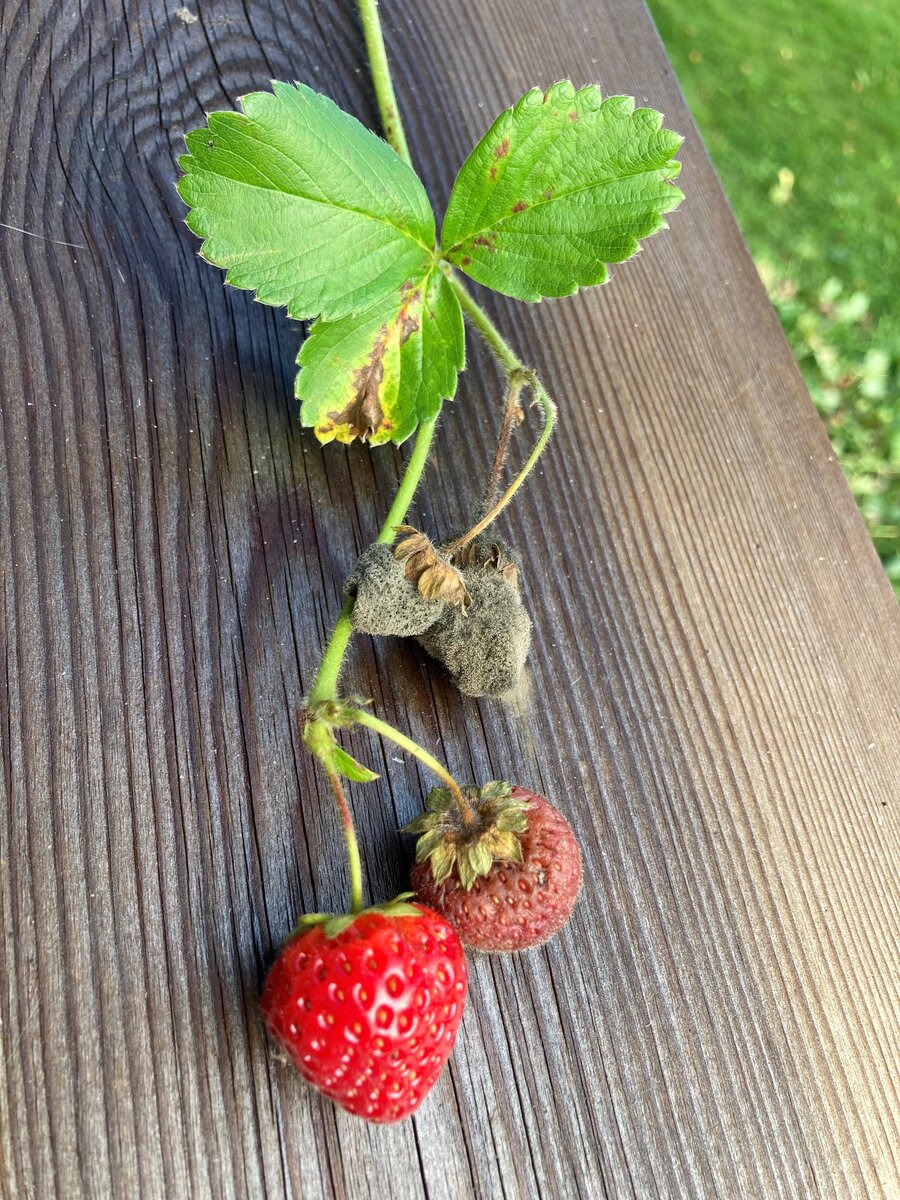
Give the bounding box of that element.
[261,900,467,1122]
[408,786,582,953]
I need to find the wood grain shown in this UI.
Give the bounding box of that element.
[1,0,898,1196]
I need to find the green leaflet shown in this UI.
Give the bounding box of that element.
[442,82,684,301]
[177,82,436,322]
[297,268,464,445]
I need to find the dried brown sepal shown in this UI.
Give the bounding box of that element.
[402,781,530,891]
[450,538,520,593]
[393,525,470,608]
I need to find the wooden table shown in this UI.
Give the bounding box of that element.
[1,0,898,1196]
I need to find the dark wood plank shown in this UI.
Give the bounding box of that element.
[1,0,898,1196]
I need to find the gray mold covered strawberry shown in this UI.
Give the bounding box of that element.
[347,543,445,637]
[416,565,531,697]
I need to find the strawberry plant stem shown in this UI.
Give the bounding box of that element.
[308,418,436,706]
[480,371,529,513]
[323,763,364,913]
[304,1,558,820]
[442,273,558,554]
[343,707,476,826]
[357,0,412,166]
[442,378,555,556]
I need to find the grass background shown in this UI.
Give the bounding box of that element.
[646,0,900,592]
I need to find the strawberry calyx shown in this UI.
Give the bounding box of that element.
[294,892,423,939]
[403,781,529,890]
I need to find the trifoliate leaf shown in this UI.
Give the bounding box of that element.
[297,267,464,445]
[177,81,436,322]
[442,82,683,301]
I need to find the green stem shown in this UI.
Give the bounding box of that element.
[444,382,556,556]
[357,0,412,165]
[447,272,522,373]
[323,763,364,913]
[344,706,476,826]
[308,418,436,706]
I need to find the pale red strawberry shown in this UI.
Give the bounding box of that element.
[407,785,582,952]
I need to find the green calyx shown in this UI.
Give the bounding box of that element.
[295,893,422,938]
[403,782,529,890]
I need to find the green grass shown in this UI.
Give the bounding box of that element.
[647,0,900,590]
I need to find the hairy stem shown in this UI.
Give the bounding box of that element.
[357,0,412,165]
[444,273,558,552]
[444,382,556,556]
[480,370,529,514]
[323,763,364,914]
[344,707,476,826]
[446,271,522,373]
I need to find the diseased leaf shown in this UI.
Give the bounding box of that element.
[177,82,436,321]
[442,82,684,301]
[297,268,464,445]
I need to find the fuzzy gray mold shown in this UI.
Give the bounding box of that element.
[417,569,531,697]
[347,543,445,637]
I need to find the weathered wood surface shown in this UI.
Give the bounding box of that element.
[1,0,898,1195]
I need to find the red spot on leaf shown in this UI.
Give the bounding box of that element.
[567,110,579,122]
[493,137,510,159]
[511,200,529,213]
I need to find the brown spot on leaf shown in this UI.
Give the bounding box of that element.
[493,137,510,159]
[472,235,495,250]
[396,284,421,344]
[567,110,579,122]
[488,165,497,181]
[330,327,389,441]
[461,256,472,266]
[511,200,529,213]
[325,287,422,443]
[542,187,554,201]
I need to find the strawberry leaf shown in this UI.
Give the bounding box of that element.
[177,82,437,322]
[297,268,464,445]
[442,82,683,301]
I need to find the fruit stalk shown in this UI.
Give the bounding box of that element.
[442,278,558,556]
[342,706,476,826]
[322,762,365,914]
[479,369,530,512]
